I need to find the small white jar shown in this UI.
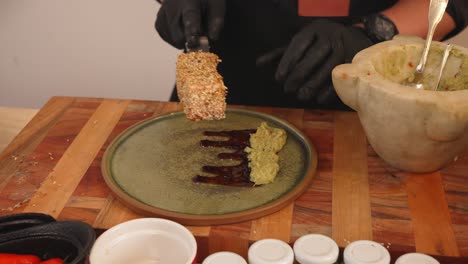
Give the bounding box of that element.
[202,251,247,264]
[343,240,390,264]
[395,253,440,264]
[293,234,339,264]
[248,239,295,264]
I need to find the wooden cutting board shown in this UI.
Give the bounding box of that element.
[1,96,468,263]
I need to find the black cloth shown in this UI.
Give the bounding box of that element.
[163,0,468,110]
[445,0,468,39]
[274,20,374,104]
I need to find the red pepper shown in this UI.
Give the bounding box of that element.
[40,258,64,264]
[0,253,41,264]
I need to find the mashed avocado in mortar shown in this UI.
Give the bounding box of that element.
[436,48,468,91]
[405,46,468,91]
[373,45,468,91]
[245,122,287,185]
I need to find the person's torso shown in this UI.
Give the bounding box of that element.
[213,0,397,108]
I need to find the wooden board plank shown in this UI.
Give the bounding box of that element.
[405,172,460,256]
[291,113,335,240]
[205,221,251,261]
[209,227,250,260]
[93,195,142,229]
[0,107,38,153]
[22,99,130,217]
[249,203,295,242]
[89,101,182,227]
[2,98,468,262]
[0,97,75,190]
[367,148,415,252]
[66,196,107,210]
[332,112,372,246]
[159,101,183,115]
[442,156,468,256]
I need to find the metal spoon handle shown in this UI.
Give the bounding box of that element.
[435,44,452,91]
[416,0,449,73]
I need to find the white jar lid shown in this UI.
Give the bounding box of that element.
[202,251,247,264]
[293,234,339,264]
[395,253,440,264]
[248,239,294,264]
[343,240,390,264]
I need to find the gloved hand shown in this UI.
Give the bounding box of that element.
[275,19,374,105]
[155,0,226,49]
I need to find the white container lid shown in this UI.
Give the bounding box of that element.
[248,239,294,264]
[293,234,339,264]
[395,253,440,264]
[202,251,247,264]
[343,240,390,264]
[89,218,197,264]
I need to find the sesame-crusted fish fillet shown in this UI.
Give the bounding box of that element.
[176,51,227,121]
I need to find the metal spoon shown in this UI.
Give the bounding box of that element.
[410,0,449,89]
[434,44,452,91]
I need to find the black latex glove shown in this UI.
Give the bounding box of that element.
[275,19,374,105]
[155,0,226,50]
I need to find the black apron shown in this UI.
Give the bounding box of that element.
[171,0,397,110]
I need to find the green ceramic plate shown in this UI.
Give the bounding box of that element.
[101,108,317,225]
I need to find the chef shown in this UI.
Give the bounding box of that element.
[155,0,468,110]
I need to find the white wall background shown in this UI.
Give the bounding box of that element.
[1,1,467,109]
[0,0,180,108]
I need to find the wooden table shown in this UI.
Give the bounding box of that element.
[0,107,38,153]
[1,96,467,263]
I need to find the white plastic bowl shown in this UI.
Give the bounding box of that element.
[89,218,197,264]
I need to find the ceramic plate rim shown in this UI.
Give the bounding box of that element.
[101,108,317,225]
